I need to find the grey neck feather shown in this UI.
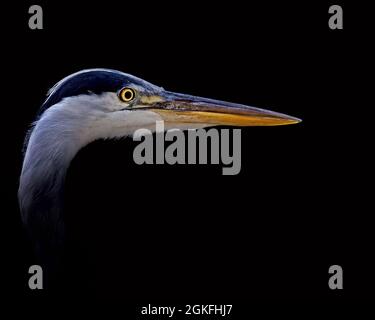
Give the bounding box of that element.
[18,97,98,248]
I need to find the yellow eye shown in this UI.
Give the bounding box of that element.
[119,87,136,102]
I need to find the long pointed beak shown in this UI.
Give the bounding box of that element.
[143,91,301,126]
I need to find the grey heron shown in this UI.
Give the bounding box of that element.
[18,68,300,288]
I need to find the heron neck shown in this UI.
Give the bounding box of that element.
[18,105,90,233]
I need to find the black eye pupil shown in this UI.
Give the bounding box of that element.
[124,91,132,100]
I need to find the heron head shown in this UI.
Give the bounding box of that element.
[39,68,300,140]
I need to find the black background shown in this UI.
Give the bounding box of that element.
[2,0,373,315]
